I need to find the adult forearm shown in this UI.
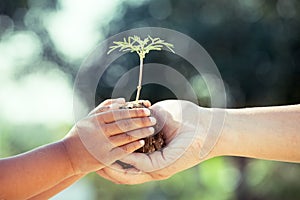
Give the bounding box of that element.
[0,141,75,199]
[215,104,300,162]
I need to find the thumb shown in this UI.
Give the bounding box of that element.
[120,151,169,172]
[119,153,152,171]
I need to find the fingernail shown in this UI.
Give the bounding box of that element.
[139,140,145,146]
[149,117,156,125]
[143,108,151,116]
[148,127,155,134]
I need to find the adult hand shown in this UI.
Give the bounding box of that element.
[96,100,300,185]
[97,100,221,184]
[62,98,156,174]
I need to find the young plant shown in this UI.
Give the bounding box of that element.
[107,35,175,103]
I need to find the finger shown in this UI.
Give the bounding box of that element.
[138,100,151,108]
[92,102,126,115]
[89,98,126,115]
[109,102,126,110]
[109,127,154,146]
[120,147,179,172]
[88,106,110,116]
[119,153,156,172]
[120,143,185,172]
[99,108,152,124]
[96,164,151,184]
[105,117,156,135]
[109,162,141,174]
[100,98,125,107]
[109,140,145,160]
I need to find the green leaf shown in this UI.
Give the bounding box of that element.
[107,35,175,56]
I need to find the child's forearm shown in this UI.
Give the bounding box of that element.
[28,174,85,200]
[0,141,75,199]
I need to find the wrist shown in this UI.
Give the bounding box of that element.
[199,107,230,160]
[60,138,81,175]
[62,127,103,174]
[191,105,219,162]
[210,108,248,158]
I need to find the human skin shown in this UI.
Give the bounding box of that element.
[29,100,300,195]
[96,100,300,184]
[0,98,155,199]
[28,99,152,200]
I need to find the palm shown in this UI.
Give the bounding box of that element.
[128,100,202,172]
[97,100,211,184]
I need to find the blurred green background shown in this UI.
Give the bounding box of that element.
[0,0,299,199]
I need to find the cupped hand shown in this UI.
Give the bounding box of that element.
[62,98,155,174]
[97,100,217,184]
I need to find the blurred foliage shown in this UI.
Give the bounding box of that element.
[0,0,300,199]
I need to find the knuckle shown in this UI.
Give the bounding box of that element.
[109,135,120,145]
[118,109,128,119]
[131,109,140,117]
[132,108,147,117]
[132,142,141,150]
[121,145,131,153]
[120,119,132,130]
[125,133,135,141]
[123,142,139,153]
[103,99,111,104]
[108,110,120,122]
[112,110,120,121]
[101,124,110,135]
[98,111,110,123]
[140,117,150,125]
[141,128,151,137]
[98,106,109,113]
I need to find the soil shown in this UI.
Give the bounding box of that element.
[119,101,165,153]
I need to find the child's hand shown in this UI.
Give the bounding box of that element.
[62,98,156,174]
